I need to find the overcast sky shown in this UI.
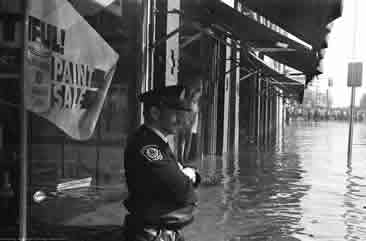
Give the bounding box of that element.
[320,0,365,107]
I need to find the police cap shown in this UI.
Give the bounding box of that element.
[139,85,191,111]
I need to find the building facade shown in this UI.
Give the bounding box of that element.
[0,0,342,232]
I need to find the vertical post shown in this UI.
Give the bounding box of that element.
[165,0,180,86]
[282,98,285,128]
[262,79,266,146]
[222,38,231,155]
[250,78,256,139]
[150,0,156,90]
[347,0,359,165]
[268,86,272,143]
[347,87,355,163]
[256,73,261,149]
[198,36,208,159]
[165,0,180,153]
[233,43,240,159]
[20,0,29,240]
[210,41,221,154]
[208,40,220,155]
[326,88,329,119]
[327,78,333,120]
[264,78,269,145]
[140,0,155,124]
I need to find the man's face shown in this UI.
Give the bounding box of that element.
[158,107,186,135]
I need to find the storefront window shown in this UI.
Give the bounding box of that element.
[99,146,124,186]
[63,145,97,181]
[100,83,129,140]
[27,0,139,227]
[30,144,62,191]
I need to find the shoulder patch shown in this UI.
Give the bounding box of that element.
[140,145,164,162]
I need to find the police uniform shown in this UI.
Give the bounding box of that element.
[123,86,200,241]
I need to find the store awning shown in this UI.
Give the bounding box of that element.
[242,0,343,50]
[182,0,321,79]
[184,1,312,52]
[266,51,321,76]
[241,52,305,99]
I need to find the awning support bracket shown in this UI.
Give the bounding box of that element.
[239,70,258,82]
[150,7,237,50]
[169,8,246,51]
[180,32,204,50]
[268,81,304,86]
[225,64,250,76]
[150,25,185,49]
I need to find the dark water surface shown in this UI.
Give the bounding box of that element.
[185,121,366,241]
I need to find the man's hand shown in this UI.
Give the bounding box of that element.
[178,163,200,186]
[178,162,184,171]
[181,167,196,183]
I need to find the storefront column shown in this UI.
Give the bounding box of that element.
[139,0,156,124]
[163,0,180,152]
[197,36,209,160]
[263,78,269,146]
[233,45,240,158]
[270,89,275,138]
[207,40,220,156]
[271,87,277,140]
[165,0,180,86]
[267,81,272,144]
[259,75,266,146]
[222,38,232,156]
[250,76,256,141]
[256,73,261,149]
[274,91,278,133]
[270,90,276,141]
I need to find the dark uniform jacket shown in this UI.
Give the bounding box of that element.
[123,125,198,226]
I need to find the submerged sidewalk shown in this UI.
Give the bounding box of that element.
[0,183,129,240]
[1,223,125,241]
[1,156,225,241]
[1,190,128,241]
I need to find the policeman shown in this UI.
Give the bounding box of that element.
[123,85,200,241]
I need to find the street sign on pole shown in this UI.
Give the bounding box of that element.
[328,78,333,87]
[348,87,356,163]
[347,62,362,163]
[347,62,363,87]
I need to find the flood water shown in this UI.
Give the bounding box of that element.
[186,121,366,241]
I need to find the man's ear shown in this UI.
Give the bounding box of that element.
[149,106,160,121]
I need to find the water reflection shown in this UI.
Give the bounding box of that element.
[186,121,366,241]
[187,143,309,240]
[344,165,366,241]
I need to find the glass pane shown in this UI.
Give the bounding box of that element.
[24,0,136,231]
[98,146,124,186]
[100,83,129,140]
[30,144,61,189]
[63,144,97,182]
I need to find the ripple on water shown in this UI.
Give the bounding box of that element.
[185,122,366,241]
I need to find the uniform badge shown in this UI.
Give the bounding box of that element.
[140,145,163,162]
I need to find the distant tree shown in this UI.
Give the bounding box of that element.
[359,93,366,110]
